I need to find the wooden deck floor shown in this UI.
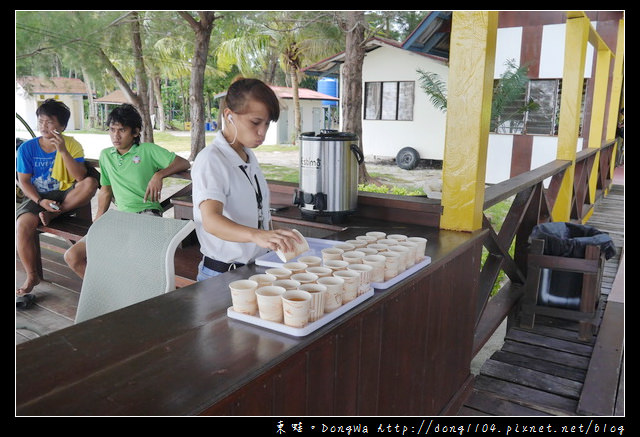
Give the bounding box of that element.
[459,184,625,416]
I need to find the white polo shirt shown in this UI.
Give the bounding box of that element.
[191,134,272,264]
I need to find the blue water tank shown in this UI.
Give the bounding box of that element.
[318,77,338,106]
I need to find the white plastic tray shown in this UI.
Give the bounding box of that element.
[256,237,432,290]
[227,288,374,337]
[255,237,341,268]
[370,256,432,290]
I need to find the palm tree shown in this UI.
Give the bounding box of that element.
[216,11,342,144]
[417,59,539,132]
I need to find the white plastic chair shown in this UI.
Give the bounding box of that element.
[74,210,196,324]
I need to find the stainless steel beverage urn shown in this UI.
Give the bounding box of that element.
[294,130,363,223]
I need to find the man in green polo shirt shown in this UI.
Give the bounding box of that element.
[64,104,190,278]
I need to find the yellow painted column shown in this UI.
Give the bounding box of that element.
[440,11,497,232]
[605,19,625,183]
[552,15,590,222]
[586,47,612,208]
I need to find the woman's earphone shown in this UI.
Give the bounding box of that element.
[226,113,237,144]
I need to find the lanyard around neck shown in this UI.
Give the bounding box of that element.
[238,165,264,228]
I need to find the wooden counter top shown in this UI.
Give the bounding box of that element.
[16,223,485,416]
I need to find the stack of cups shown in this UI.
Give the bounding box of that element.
[335,243,355,252]
[355,235,377,246]
[407,237,428,262]
[387,234,408,243]
[324,259,349,273]
[306,266,332,279]
[345,239,367,249]
[273,278,300,291]
[290,272,318,286]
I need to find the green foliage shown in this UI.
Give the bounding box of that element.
[358,183,424,196]
[416,69,448,113]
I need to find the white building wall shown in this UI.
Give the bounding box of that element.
[357,45,449,160]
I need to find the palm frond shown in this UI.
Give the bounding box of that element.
[416,69,447,113]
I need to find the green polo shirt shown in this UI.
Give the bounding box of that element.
[99,142,176,213]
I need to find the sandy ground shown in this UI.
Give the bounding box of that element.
[71,132,444,198]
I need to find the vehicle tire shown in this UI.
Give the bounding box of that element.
[396,147,420,170]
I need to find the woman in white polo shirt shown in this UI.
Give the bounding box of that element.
[191,78,302,280]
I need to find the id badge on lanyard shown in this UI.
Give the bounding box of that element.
[239,165,265,229]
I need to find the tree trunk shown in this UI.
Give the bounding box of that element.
[341,11,371,183]
[152,75,166,132]
[291,68,301,145]
[81,67,97,129]
[130,11,153,143]
[179,11,218,160]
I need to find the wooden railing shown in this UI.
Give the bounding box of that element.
[473,139,617,355]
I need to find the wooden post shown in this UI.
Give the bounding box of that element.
[552,14,590,222]
[440,11,497,232]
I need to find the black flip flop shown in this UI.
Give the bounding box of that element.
[16,294,36,310]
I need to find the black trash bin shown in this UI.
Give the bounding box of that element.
[530,222,616,309]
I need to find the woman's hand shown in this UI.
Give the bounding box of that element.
[252,228,304,253]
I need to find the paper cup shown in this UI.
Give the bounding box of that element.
[276,229,310,262]
[363,254,386,282]
[306,266,333,279]
[282,262,308,274]
[249,273,277,287]
[334,243,355,252]
[299,283,327,322]
[407,237,428,262]
[256,285,285,322]
[388,245,410,272]
[357,247,376,257]
[333,270,360,303]
[318,276,344,313]
[272,279,301,290]
[399,241,418,267]
[365,231,386,241]
[342,250,365,265]
[347,263,373,295]
[376,239,397,246]
[290,272,318,285]
[281,289,311,328]
[323,259,349,273]
[229,279,259,315]
[380,251,401,281]
[298,255,322,267]
[321,247,344,262]
[355,235,377,245]
[265,267,293,280]
[345,239,367,249]
[387,234,408,242]
[367,244,388,253]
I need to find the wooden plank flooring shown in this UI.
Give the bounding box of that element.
[459,184,624,416]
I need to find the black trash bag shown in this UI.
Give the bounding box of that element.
[530,222,616,309]
[530,222,616,260]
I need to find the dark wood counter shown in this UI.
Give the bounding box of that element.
[16,220,486,416]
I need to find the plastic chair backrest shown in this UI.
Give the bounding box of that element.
[74,210,195,324]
